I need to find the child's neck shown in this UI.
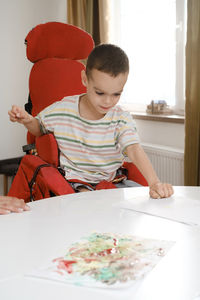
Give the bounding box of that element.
[79,95,105,120]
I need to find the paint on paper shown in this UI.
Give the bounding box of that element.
[28,232,174,288]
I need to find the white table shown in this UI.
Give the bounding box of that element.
[0,186,200,300]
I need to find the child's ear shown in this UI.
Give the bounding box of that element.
[81,70,88,87]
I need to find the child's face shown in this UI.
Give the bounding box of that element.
[81,69,128,118]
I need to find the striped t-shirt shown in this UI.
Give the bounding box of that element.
[36,95,139,184]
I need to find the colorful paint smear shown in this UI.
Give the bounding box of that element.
[28,232,174,288]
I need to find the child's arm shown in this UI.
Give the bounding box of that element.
[8,105,42,137]
[126,143,174,198]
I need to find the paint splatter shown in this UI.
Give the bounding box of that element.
[49,232,174,287]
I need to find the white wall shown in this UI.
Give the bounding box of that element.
[0,0,66,194]
[135,119,184,151]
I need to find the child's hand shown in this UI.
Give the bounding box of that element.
[149,182,174,199]
[8,105,32,124]
[8,105,41,136]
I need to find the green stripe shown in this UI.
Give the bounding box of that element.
[45,113,127,126]
[76,161,121,167]
[57,136,117,148]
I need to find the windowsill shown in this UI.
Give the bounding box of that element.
[130,112,185,124]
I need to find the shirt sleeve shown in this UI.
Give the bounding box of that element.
[35,101,60,134]
[116,111,140,155]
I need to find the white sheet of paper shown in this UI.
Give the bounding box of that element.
[117,194,200,226]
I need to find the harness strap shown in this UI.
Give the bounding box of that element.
[28,164,65,201]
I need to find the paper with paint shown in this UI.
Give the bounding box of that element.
[27,232,174,289]
[117,195,200,226]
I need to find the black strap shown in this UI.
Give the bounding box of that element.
[28,164,65,201]
[24,94,32,114]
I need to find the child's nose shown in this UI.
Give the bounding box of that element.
[104,96,112,105]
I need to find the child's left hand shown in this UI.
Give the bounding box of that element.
[149,182,174,199]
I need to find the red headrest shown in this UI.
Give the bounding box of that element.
[25,22,94,62]
[26,22,94,145]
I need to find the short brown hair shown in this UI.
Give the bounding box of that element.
[86,44,129,78]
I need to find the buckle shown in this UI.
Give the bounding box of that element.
[112,174,127,183]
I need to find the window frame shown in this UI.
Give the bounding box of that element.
[109,0,187,116]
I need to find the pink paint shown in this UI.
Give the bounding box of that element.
[52,256,64,263]
[57,259,77,274]
[98,248,114,256]
[113,238,118,246]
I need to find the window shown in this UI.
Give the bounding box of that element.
[109,0,187,114]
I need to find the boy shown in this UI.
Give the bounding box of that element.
[9,44,173,199]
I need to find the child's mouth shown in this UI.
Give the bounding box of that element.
[99,106,111,110]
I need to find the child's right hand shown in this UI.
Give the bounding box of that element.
[8,105,32,125]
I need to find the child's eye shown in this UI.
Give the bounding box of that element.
[114,93,121,97]
[96,91,104,96]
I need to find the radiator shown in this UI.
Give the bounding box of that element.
[142,143,184,186]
